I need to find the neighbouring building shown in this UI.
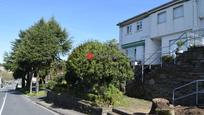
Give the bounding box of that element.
[117,0,204,65]
[0,65,5,72]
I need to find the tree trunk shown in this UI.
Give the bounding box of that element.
[36,74,39,93]
[26,71,33,92]
[25,72,29,89]
[22,75,25,88]
[30,72,34,93]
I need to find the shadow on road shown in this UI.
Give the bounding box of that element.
[1,89,24,95]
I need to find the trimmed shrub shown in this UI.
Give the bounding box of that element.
[87,84,123,106]
[65,41,134,105]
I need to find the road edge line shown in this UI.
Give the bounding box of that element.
[21,94,59,115]
[0,92,7,115]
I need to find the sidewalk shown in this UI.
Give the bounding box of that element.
[28,96,86,115]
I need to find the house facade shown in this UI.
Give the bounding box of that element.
[0,65,5,72]
[118,0,204,65]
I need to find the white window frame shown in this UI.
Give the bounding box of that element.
[136,21,142,32]
[173,5,184,19]
[126,25,132,34]
[158,11,167,24]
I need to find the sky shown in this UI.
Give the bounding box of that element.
[0,0,170,63]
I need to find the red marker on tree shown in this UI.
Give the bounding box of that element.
[86,52,94,60]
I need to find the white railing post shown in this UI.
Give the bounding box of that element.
[141,64,144,83]
[160,52,163,68]
[196,80,198,105]
[173,90,175,105]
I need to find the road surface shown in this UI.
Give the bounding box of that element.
[0,84,57,115]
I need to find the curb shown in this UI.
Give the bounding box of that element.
[35,101,64,115]
[22,94,61,115]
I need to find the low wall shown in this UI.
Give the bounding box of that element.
[46,90,110,115]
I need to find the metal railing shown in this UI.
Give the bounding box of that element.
[143,31,188,66]
[173,79,204,106]
[137,28,204,83]
[138,31,188,82]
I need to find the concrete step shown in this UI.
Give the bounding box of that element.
[112,108,132,115]
[107,111,120,115]
[133,113,150,115]
[176,69,204,73]
[188,47,204,51]
[189,73,204,77]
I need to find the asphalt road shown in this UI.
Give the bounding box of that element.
[0,85,57,115]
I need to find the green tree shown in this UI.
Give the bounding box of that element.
[3,17,72,91]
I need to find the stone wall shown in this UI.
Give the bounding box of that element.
[126,47,204,106]
[46,91,110,115]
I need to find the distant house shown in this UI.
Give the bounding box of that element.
[0,65,5,72]
[117,0,204,65]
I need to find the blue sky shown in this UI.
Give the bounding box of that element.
[0,0,170,63]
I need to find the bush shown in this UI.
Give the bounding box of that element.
[176,40,185,48]
[47,75,67,91]
[162,55,174,64]
[87,84,123,106]
[65,40,134,105]
[47,80,57,90]
[102,84,123,106]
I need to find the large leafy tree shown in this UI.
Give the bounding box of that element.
[4,17,71,90]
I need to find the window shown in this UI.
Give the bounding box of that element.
[158,11,167,24]
[173,5,184,19]
[136,21,142,31]
[126,25,132,34]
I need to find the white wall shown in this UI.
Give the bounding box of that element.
[125,46,144,62]
[198,0,204,18]
[119,28,123,49]
[199,0,204,28]
[120,0,195,45]
[120,18,150,45]
[161,32,185,56]
[119,0,204,65]
[199,0,204,29]
[201,19,204,28]
[150,0,193,38]
[136,46,145,63]
[145,39,161,64]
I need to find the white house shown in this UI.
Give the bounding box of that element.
[0,66,5,72]
[117,0,204,65]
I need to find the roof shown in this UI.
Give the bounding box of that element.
[117,0,190,27]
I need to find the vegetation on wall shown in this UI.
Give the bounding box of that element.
[162,55,174,64]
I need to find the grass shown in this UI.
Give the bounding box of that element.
[18,88,47,97]
[116,96,150,106]
[114,96,152,113]
[26,90,47,97]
